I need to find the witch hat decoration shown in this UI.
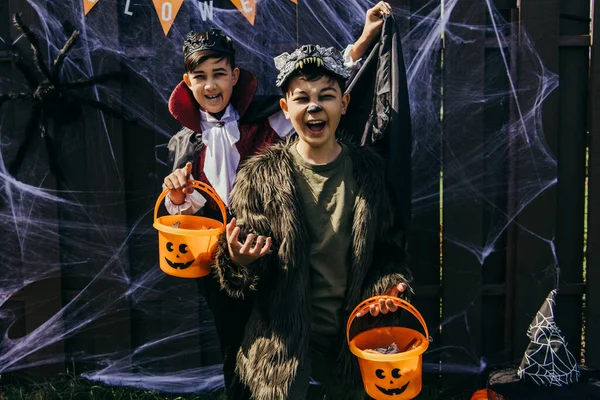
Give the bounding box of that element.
[517,289,580,387]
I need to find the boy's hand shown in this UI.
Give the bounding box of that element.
[356,282,407,317]
[226,217,272,266]
[350,2,392,62]
[362,1,392,42]
[164,162,193,205]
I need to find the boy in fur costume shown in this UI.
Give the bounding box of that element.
[214,44,412,400]
[161,4,393,399]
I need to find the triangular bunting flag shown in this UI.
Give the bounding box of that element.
[83,0,99,16]
[230,0,256,25]
[153,0,184,36]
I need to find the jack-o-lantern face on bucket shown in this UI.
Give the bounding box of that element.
[375,368,410,396]
[165,241,194,269]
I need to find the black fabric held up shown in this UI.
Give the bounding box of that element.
[339,14,412,242]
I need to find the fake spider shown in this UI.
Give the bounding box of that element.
[0,14,128,182]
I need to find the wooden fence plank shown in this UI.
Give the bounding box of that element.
[298,0,349,50]
[395,0,443,379]
[585,0,600,369]
[0,0,7,39]
[0,2,24,380]
[120,5,213,372]
[513,0,560,359]
[5,1,65,378]
[482,0,518,365]
[441,0,486,373]
[42,1,133,373]
[504,5,520,363]
[554,0,590,363]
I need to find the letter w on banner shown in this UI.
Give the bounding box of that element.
[153,0,184,35]
[230,0,256,25]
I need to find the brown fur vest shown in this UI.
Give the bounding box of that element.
[213,138,411,399]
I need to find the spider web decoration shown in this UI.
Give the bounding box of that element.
[517,290,580,387]
[0,13,128,183]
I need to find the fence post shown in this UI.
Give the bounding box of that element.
[553,0,591,364]
[391,0,443,381]
[4,1,65,378]
[441,0,486,376]
[585,0,600,369]
[512,0,560,359]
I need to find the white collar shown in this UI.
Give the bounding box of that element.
[199,103,239,127]
[198,104,241,207]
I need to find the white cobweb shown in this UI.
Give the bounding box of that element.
[0,0,565,392]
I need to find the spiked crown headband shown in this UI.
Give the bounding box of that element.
[183,29,235,60]
[274,44,350,87]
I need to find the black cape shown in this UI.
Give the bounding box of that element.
[339,14,412,239]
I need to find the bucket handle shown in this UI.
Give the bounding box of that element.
[346,295,429,345]
[154,180,227,225]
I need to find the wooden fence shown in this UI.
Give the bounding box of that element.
[1,0,599,396]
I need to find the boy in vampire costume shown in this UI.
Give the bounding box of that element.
[212,38,412,399]
[162,3,403,399]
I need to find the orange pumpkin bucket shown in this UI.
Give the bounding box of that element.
[153,180,226,278]
[471,389,504,400]
[471,389,489,400]
[347,296,429,400]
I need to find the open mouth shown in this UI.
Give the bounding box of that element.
[205,94,221,101]
[375,381,410,396]
[306,120,326,133]
[165,258,194,270]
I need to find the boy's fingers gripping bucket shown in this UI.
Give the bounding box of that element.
[347,296,429,400]
[153,180,226,278]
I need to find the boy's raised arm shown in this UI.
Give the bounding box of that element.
[348,1,393,63]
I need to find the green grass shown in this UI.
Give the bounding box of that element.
[0,372,474,399]
[0,373,226,400]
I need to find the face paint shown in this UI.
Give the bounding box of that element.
[280,76,348,150]
[307,104,323,114]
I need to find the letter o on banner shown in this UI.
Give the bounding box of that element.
[152,0,184,35]
[161,2,172,21]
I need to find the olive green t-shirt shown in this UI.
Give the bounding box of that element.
[291,143,357,338]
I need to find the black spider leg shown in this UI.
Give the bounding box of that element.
[12,14,53,84]
[62,71,124,89]
[40,113,65,183]
[8,104,42,177]
[8,38,39,89]
[51,29,80,83]
[0,93,32,107]
[71,96,135,122]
